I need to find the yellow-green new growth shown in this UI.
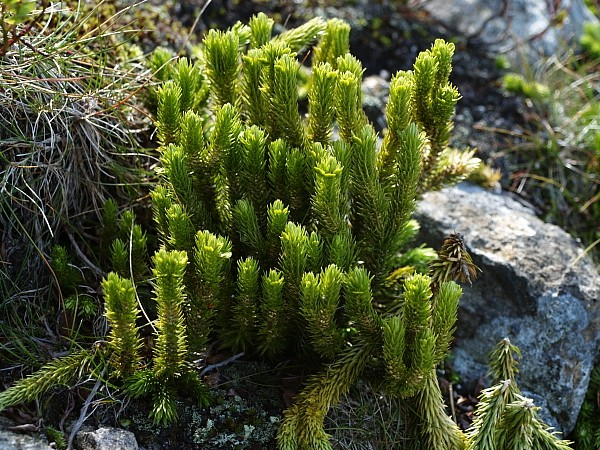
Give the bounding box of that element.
[103,273,142,378]
[156,80,181,146]
[312,18,351,68]
[248,12,274,49]
[204,28,240,108]
[152,248,188,379]
[300,265,346,359]
[224,257,260,353]
[257,268,286,358]
[307,62,337,144]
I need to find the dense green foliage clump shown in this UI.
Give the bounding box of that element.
[145,14,477,448]
[0,12,575,450]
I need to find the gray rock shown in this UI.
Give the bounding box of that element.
[422,0,598,60]
[75,427,138,450]
[0,429,53,450]
[415,182,600,434]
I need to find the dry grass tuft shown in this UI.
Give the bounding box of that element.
[0,1,157,369]
[0,2,154,277]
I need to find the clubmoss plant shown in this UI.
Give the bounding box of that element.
[0,245,211,426]
[502,72,551,102]
[102,273,142,379]
[467,338,572,450]
[0,348,96,412]
[147,13,479,449]
[121,248,212,426]
[0,13,573,450]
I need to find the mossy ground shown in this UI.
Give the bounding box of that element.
[122,359,283,449]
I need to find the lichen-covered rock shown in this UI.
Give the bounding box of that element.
[415,182,600,434]
[75,427,138,450]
